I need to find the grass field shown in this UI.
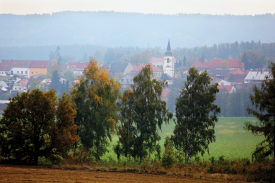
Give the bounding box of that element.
[102,117,264,161]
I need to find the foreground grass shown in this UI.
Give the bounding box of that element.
[103,117,264,161]
[0,165,229,183]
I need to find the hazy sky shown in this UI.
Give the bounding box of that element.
[1,0,275,15]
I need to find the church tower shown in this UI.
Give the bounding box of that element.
[163,40,174,78]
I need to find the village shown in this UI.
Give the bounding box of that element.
[0,41,272,111]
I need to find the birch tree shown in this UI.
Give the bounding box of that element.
[172,67,220,164]
[71,58,121,161]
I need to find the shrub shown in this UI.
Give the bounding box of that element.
[161,139,175,169]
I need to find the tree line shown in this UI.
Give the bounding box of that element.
[0,59,274,165]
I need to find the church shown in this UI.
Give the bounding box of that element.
[150,40,176,78]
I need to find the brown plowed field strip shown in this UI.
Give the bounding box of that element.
[0,165,228,183]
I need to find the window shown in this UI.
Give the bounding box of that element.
[19,88,21,90]
[21,71,23,74]
[17,71,19,73]
[25,71,27,74]
[121,79,124,82]
[167,58,170,63]
[32,72,33,74]
[36,72,38,73]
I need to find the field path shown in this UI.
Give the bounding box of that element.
[0,165,229,183]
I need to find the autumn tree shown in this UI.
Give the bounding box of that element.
[130,65,172,162]
[0,89,78,165]
[245,62,275,160]
[171,67,220,164]
[71,58,121,160]
[48,59,62,78]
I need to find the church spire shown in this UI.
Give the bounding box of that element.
[166,40,171,52]
[164,40,173,56]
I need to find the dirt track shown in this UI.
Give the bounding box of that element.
[0,165,228,182]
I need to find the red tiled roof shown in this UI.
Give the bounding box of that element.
[0,60,49,71]
[0,60,12,71]
[132,64,163,72]
[30,61,49,68]
[207,59,240,68]
[20,79,28,87]
[217,85,233,92]
[232,69,245,74]
[191,61,208,67]
[150,57,177,63]
[68,62,88,70]
[162,89,171,98]
[7,60,33,68]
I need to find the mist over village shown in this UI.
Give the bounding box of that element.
[0,1,274,182]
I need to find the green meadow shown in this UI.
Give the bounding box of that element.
[103,117,265,161]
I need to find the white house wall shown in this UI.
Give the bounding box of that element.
[11,68,29,78]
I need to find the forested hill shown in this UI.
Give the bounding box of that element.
[1,11,275,48]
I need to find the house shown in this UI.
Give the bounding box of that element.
[244,71,272,83]
[107,62,134,76]
[119,72,137,87]
[12,79,28,92]
[160,73,173,85]
[208,69,233,80]
[67,62,88,76]
[227,74,247,84]
[0,60,31,77]
[132,64,164,79]
[217,85,236,93]
[0,59,49,78]
[29,60,49,78]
